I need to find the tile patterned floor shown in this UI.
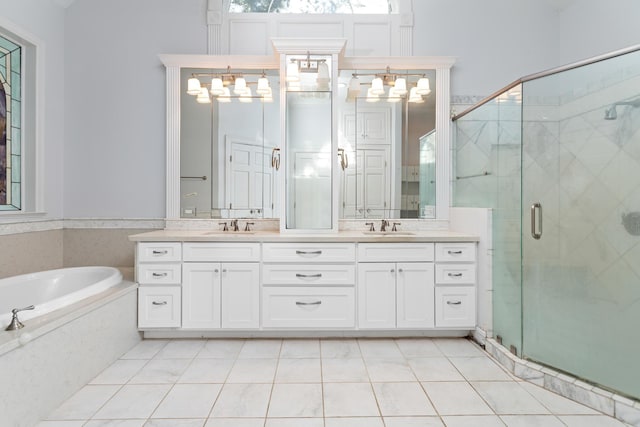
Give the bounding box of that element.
[37,338,630,427]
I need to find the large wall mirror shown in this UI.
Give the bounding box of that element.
[336,68,437,219]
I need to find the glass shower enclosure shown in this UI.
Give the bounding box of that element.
[453,45,640,400]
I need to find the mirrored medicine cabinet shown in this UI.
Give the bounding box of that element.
[160,42,454,231]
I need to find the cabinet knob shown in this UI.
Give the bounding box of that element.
[222,269,227,273]
[398,268,403,273]
[214,269,219,273]
[390,269,395,273]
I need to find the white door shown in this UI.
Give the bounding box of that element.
[221,263,260,329]
[396,262,435,328]
[358,263,396,329]
[361,111,389,143]
[226,139,267,217]
[182,262,221,329]
[363,148,390,217]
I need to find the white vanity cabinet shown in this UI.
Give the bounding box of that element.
[358,243,435,329]
[182,243,260,330]
[262,243,356,328]
[434,243,477,328]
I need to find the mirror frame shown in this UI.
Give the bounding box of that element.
[160,52,455,222]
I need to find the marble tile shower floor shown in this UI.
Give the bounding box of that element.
[37,338,630,427]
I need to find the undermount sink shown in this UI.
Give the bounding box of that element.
[204,231,256,235]
[362,231,415,236]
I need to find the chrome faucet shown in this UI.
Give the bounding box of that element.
[380,219,389,232]
[5,305,35,331]
[230,219,239,232]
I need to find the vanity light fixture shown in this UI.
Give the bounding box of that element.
[187,77,202,95]
[408,86,424,103]
[347,75,361,101]
[196,87,211,104]
[256,74,271,95]
[370,77,385,95]
[416,77,431,95]
[347,67,432,102]
[394,77,408,95]
[233,77,247,94]
[210,77,225,96]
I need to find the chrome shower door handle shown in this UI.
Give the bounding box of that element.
[531,202,542,240]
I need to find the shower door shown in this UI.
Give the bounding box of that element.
[521,49,640,399]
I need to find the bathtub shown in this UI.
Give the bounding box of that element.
[0,267,140,427]
[0,266,123,329]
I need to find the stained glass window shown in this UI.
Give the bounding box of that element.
[0,34,21,210]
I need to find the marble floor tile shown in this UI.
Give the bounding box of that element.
[197,339,245,359]
[320,339,362,358]
[155,339,205,359]
[47,385,120,420]
[472,382,550,415]
[36,422,86,427]
[84,421,146,427]
[204,419,264,427]
[120,340,168,360]
[557,415,629,426]
[267,383,323,418]
[280,339,320,358]
[422,381,493,416]
[226,358,278,383]
[366,358,417,382]
[383,417,446,427]
[90,359,148,385]
[373,382,437,416]
[151,384,222,418]
[395,338,444,358]
[322,357,369,382]
[449,356,513,381]
[178,358,234,383]
[408,357,466,382]
[324,417,385,427]
[129,359,191,384]
[500,415,566,427]
[440,415,506,427]
[209,383,272,418]
[237,339,282,358]
[275,357,321,383]
[433,338,485,357]
[93,384,171,419]
[358,338,404,358]
[144,420,205,427]
[519,382,598,415]
[323,382,380,417]
[264,419,323,427]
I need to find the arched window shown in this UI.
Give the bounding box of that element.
[229,0,392,14]
[0,34,21,211]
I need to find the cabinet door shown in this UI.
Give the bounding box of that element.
[358,263,396,329]
[221,263,260,329]
[363,148,390,214]
[361,111,389,143]
[396,262,435,328]
[182,263,221,329]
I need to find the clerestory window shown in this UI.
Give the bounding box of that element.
[229,0,392,14]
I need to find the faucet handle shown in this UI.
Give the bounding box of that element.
[244,222,255,232]
[219,222,228,231]
[365,222,375,231]
[392,222,401,232]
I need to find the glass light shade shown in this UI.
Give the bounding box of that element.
[366,87,380,103]
[187,77,201,95]
[408,86,424,103]
[239,86,252,103]
[256,76,270,95]
[346,76,361,102]
[217,87,231,103]
[371,77,385,95]
[387,87,402,103]
[394,77,407,95]
[196,87,211,103]
[233,77,247,94]
[262,87,273,103]
[210,78,225,95]
[416,77,431,95]
[317,62,330,83]
[286,61,300,82]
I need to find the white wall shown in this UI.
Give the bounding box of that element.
[557,0,640,65]
[0,0,66,220]
[63,0,208,218]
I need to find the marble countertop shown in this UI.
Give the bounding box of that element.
[128,229,479,243]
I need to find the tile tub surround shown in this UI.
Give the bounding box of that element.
[485,338,640,426]
[0,284,141,427]
[0,229,64,279]
[38,338,629,427]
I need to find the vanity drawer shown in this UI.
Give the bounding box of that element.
[137,242,182,262]
[435,286,476,328]
[262,243,356,263]
[262,287,355,328]
[435,264,476,285]
[138,286,181,328]
[183,242,260,262]
[262,264,355,286]
[137,263,182,285]
[358,243,434,262]
[435,242,476,262]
